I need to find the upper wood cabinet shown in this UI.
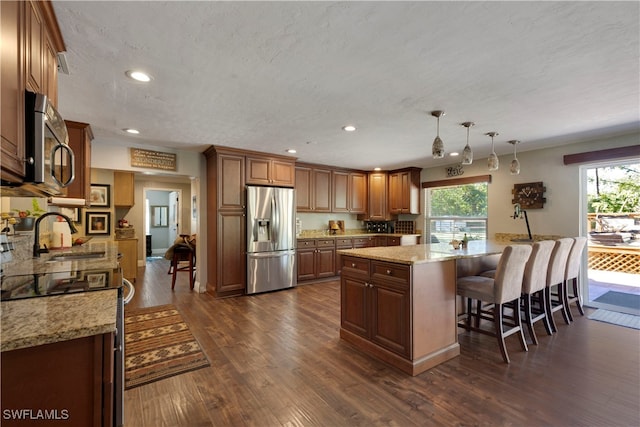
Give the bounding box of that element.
[217,152,245,211]
[388,167,421,215]
[332,170,367,214]
[295,164,331,212]
[367,172,390,220]
[1,0,64,183]
[113,171,135,207]
[64,121,93,203]
[246,155,295,187]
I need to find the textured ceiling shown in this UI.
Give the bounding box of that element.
[53,1,639,172]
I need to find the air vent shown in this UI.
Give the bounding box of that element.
[57,52,70,75]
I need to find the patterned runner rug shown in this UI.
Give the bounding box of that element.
[124,304,210,389]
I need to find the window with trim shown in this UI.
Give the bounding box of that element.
[424,181,488,244]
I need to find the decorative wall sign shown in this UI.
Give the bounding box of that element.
[512,182,546,209]
[130,148,177,171]
[446,165,464,177]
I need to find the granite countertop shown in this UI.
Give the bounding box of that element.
[1,241,120,352]
[297,231,421,239]
[337,240,509,265]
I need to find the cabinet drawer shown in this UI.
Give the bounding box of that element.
[353,237,374,248]
[387,237,401,246]
[371,261,410,284]
[297,239,317,248]
[335,238,353,248]
[341,256,370,277]
[317,239,335,248]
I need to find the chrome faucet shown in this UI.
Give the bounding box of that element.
[33,212,78,257]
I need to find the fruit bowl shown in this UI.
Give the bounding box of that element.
[72,237,93,246]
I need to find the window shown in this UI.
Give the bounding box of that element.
[425,182,488,243]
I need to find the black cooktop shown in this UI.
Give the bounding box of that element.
[1,269,120,301]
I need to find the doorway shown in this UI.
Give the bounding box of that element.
[144,188,182,259]
[581,160,640,315]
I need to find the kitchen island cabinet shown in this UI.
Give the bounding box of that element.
[338,241,506,375]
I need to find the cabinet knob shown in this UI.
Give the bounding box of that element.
[351,263,356,268]
[386,269,392,275]
[23,157,34,165]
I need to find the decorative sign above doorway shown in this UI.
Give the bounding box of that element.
[130,148,177,171]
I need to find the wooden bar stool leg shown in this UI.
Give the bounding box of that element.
[494,304,510,364]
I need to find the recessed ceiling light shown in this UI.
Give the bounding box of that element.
[342,125,356,132]
[124,128,140,134]
[450,152,459,156]
[286,149,297,154]
[374,167,381,171]
[125,70,152,82]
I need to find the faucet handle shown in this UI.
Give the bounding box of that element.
[37,244,49,254]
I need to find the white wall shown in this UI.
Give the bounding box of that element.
[420,131,640,239]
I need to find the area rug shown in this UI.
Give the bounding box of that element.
[593,291,640,310]
[124,304,210,389]
[588,309,640,330]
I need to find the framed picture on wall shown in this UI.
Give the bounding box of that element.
[84,271,111,288]
[60,207,82,224]
[86,211,111,235]
[90,184,110,207]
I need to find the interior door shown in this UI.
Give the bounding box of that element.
[169,191,179,243]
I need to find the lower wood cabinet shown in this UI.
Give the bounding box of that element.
[297,238,335,282]
[116,238,137,282]
[1,333,114,427]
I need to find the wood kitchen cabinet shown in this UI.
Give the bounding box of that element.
[1,0,64,184]
[1,333,115,427]
[113,171,135,207]
[297,239,336,282]
[367,172,390,220]
[295,164,332,212]
[64,121,93,203]
[246,155,295,187]
[388,167,421,215]
[116,238,138,282]
[341,257,411,357]
[332,170,367,214]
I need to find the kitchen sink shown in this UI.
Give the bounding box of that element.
[47,251,106,261]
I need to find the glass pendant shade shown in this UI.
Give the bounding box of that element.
[431,111,445,159]
[508,140,521,175]
[461,122,474,165]
[486,132,499,171]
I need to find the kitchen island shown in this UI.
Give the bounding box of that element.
[337,241,506,375]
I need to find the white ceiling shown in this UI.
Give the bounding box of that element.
[53,1,640,172]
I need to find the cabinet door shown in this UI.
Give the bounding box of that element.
[270,159,295,187]
[295,166,312,212]
[341,275,369,338]
[316,239,336,278]
[65,121,93,202]
[368,172,387,220]
[313,168,332,212]
[297,248,317,281]
[245,156,271,185]
[388,172,401,215]
[332,171,349,212]
[218,153,245,210]
[117,239,138,282]
[43,31,58,106]
[25,0,44,93]
[217,211,246,295]
[113,171,135,207]
[349,172,367,214]
[370,279,411,357]
[1,0,26,183]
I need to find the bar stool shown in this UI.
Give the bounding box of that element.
[457,245,532,363]
[545,238,574,332]
[170,244,195,290]
[564,236,588,320]
[521,240,555,344]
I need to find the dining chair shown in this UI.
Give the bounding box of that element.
[564,236,588,320]
[545,238,574,332]
[457,244,533,363]
[521,240,555,344]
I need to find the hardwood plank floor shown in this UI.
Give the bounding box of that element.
[125,258,640,426]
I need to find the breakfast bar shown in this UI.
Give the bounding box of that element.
[337,240,506,375]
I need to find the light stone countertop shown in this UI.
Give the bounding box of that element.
[337,240,510,265]
[1,241,120,352]
[297,231,421,239]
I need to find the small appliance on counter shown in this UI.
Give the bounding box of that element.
[365,220,395,233]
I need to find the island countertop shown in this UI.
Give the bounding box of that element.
[336,240,508,265]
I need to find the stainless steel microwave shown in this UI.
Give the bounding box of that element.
[1,91,75,197]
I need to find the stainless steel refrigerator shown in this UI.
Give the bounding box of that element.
[246,185,296,294]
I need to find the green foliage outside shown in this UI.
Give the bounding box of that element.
[430,183,488,217]
[587,164,640,213]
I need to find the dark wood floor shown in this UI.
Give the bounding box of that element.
[124,258,640,427]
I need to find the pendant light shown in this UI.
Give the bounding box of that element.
[486,132,499,171]
[461,122,474,165]
[508,140,521,175]
[431,110,445,159]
